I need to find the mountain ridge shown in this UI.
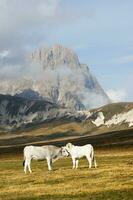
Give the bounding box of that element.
[0,94,132,133]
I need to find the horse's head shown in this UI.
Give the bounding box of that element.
[61,146,70,157]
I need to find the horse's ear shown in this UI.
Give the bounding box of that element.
[66,143,72,149]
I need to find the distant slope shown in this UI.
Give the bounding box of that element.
[0,128,133,154]
[0,94,133,133]
[82,102,133,133]
[0,94,73,131]
[0,100,133,153]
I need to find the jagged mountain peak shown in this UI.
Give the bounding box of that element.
[0,44,110,110]
[28,44,110,109]
[30,44,82,70]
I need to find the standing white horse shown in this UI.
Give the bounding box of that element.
[63,143,97,169]
[23,145,68,173]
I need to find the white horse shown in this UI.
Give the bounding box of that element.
[23,145,68,173]
[63,143,97,169]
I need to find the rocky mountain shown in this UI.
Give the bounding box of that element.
[0,93,132,133]
[0,45,110,110]
[0,94,73,131]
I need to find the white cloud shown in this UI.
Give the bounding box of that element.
[0,0,132,104]
[0,64,23,79]
[0,0,60,51]
[0,0,95,81]
[0,50,10,58]
[0,0,93,52]
[0,0,62,79]
[107,89,127,102]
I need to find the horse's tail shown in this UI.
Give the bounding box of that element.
[93,154,97,168]
[23,160,25,167]
[23,147,26,167]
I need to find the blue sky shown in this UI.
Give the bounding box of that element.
[0,0,132,102]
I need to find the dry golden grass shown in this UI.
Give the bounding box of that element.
[0,121,86,140]
[0,148,133,200]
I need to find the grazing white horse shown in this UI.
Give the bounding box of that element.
[63,143,97,169]
[23,145,68,173]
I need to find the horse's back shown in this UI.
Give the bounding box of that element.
[24,146,46,158]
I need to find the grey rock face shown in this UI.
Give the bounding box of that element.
[30,44,80,70]
[0,44,110,110]
[0,94,71,131]
[15,89,43,100]
[30,44,110,109]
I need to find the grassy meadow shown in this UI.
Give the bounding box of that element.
[0,148,133,200]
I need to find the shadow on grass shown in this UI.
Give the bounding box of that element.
[1,188,132,200]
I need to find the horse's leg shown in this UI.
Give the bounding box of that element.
[86,155,92,169]
[47,158,52,171]
[27,158,32,173]
[75,159,79,169]
[93,156,97,168]
[72,157,76,169]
